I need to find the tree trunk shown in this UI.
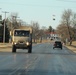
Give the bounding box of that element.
[69,38,72,45]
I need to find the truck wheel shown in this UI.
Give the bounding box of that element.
[61,47,62,50]
[12,45,16,53]
[28,46,32,53]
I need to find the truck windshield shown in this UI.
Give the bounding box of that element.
[14,30,30,37]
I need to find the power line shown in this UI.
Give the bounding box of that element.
[0,2,76,8]
[0,1,76,8]
[55,0,76,3]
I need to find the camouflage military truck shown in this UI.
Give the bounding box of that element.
[12,26,32,53]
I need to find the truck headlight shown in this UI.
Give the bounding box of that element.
[26,42,30,45]
[12,42,17,45]
[14,42,17,45]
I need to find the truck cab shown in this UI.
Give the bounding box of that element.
[12,26,32,53]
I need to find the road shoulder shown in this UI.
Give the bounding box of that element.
[65,41,76,53]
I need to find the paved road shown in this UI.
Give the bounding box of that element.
[0,43,76,75]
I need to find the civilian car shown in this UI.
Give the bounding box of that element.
[53,41,62,49]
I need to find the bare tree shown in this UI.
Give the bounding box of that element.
[72,13,76,40]
[56,24,73,44]
[31,21,40,43]
[61,9,73,45]
[40,26,48,42]
[7,13,20,31]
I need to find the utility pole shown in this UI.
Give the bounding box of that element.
[0,8,2,24]
[2,11,9,43]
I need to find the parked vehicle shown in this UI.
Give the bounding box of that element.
[53,41,62,49]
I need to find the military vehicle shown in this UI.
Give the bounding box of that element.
[12,26,32,53]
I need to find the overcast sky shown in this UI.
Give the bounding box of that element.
[0,0,76,29]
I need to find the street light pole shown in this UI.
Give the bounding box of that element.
[2,11,9,43]
[0,8,2,23]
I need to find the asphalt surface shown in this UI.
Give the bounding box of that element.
[0,43,76,75]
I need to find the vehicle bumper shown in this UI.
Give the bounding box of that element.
[13,43,30,49]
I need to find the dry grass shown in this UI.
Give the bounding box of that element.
[65,41,76,51]
[72,41,76,46]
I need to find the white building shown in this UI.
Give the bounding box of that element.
[46,32,60,40]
